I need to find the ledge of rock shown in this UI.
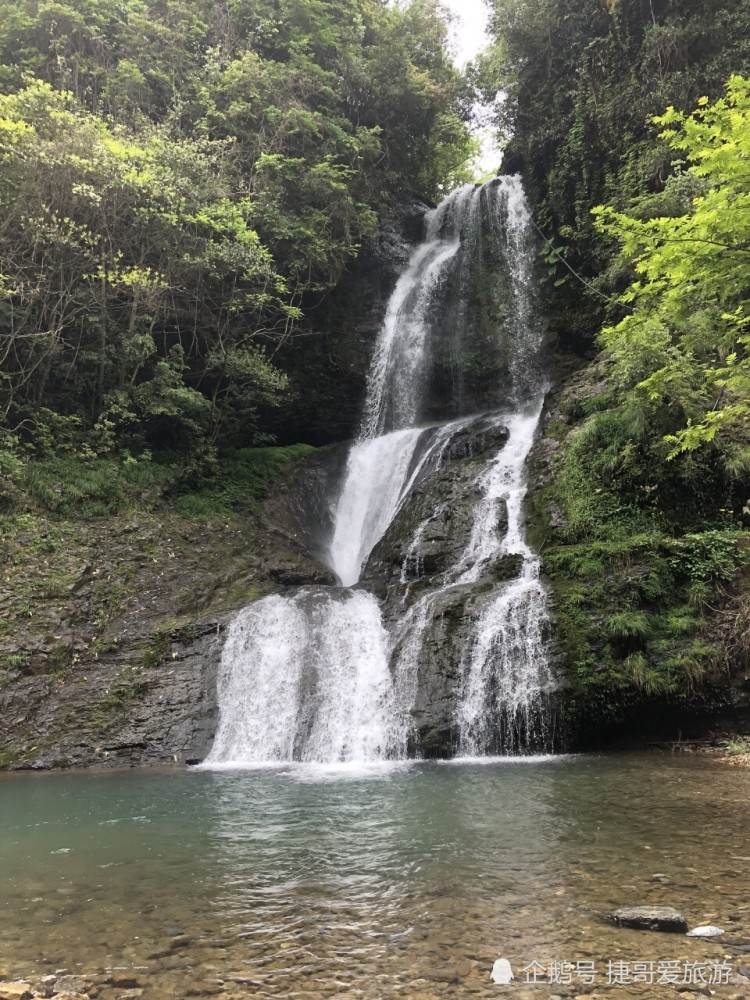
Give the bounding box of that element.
[609,906,688,933]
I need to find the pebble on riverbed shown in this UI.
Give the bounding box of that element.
[609,906,689,933]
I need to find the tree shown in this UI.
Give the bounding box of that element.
[0,82,290,458]
[479,0,750,349]
[0,0,475,462]
[595,75,750,476]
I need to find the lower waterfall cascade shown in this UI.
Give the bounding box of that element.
[204,176,558,766]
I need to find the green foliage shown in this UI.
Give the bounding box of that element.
[0,82,292,466]
[479,0,750,349]
[141,630,172,670]
[542,522,739,714]
[604,611,652,641]
[101,667,153,712]
[3,652,31,673]
[174,443,315,517]
[0,0,473,464]
[595,77,750,475]
[22,455,176,516]
[535,354,750,721]
[539,83,750,725]
[49,645,73,676]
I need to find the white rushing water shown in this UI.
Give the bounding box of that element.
[455,407,554,751]
[328,416,474,587]
[208,591,396,764]
[205,176,555,765]
[327,428,427,588]
[387,400,555,752]
[456,404,542,584]
[361,185,476,438]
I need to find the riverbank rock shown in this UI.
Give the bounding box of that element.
[52,977,91,996]
[610,906,689,933]
[0,983,32,1000]
[29,976,57,998]
[687,924,725,937]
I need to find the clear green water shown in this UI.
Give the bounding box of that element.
[1,755,749,998]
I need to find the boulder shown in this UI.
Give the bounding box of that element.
[0,984,32,1000]
[29,976,57,999]
[610,906,688,933]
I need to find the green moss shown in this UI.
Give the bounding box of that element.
[141,629,172,669]
[212,580,268,613]
[100,667,154,713]
[23,457,176,516]
[33,571,75,599]
[173,443,316,518]
[49,645,73,676]
[0,748,21,770]
[533,366,750,732]
[545,419,569,441]
[2,652,31,673]
[89,637,120,659]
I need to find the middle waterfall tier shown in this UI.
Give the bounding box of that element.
[203,177,558,766]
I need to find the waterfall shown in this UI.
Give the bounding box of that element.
[208,591,396,764]
[361,185,477,437]
[204,176,556,766]
[327,417,473,587]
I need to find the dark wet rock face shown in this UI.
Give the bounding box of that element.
[266,194,433,447]
[354,415,559,757]
[261,442,350,569]
[398,584,478,757]
[1,619,223,769]
[361,419,510,595]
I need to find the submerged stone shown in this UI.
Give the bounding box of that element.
[52,978,92,996]
[610,906,688,933]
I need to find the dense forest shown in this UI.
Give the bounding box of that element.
[0,0,473,496]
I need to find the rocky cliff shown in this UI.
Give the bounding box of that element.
[0,472,336,770]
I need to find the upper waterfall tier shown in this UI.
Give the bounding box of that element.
[361,177,544,441]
